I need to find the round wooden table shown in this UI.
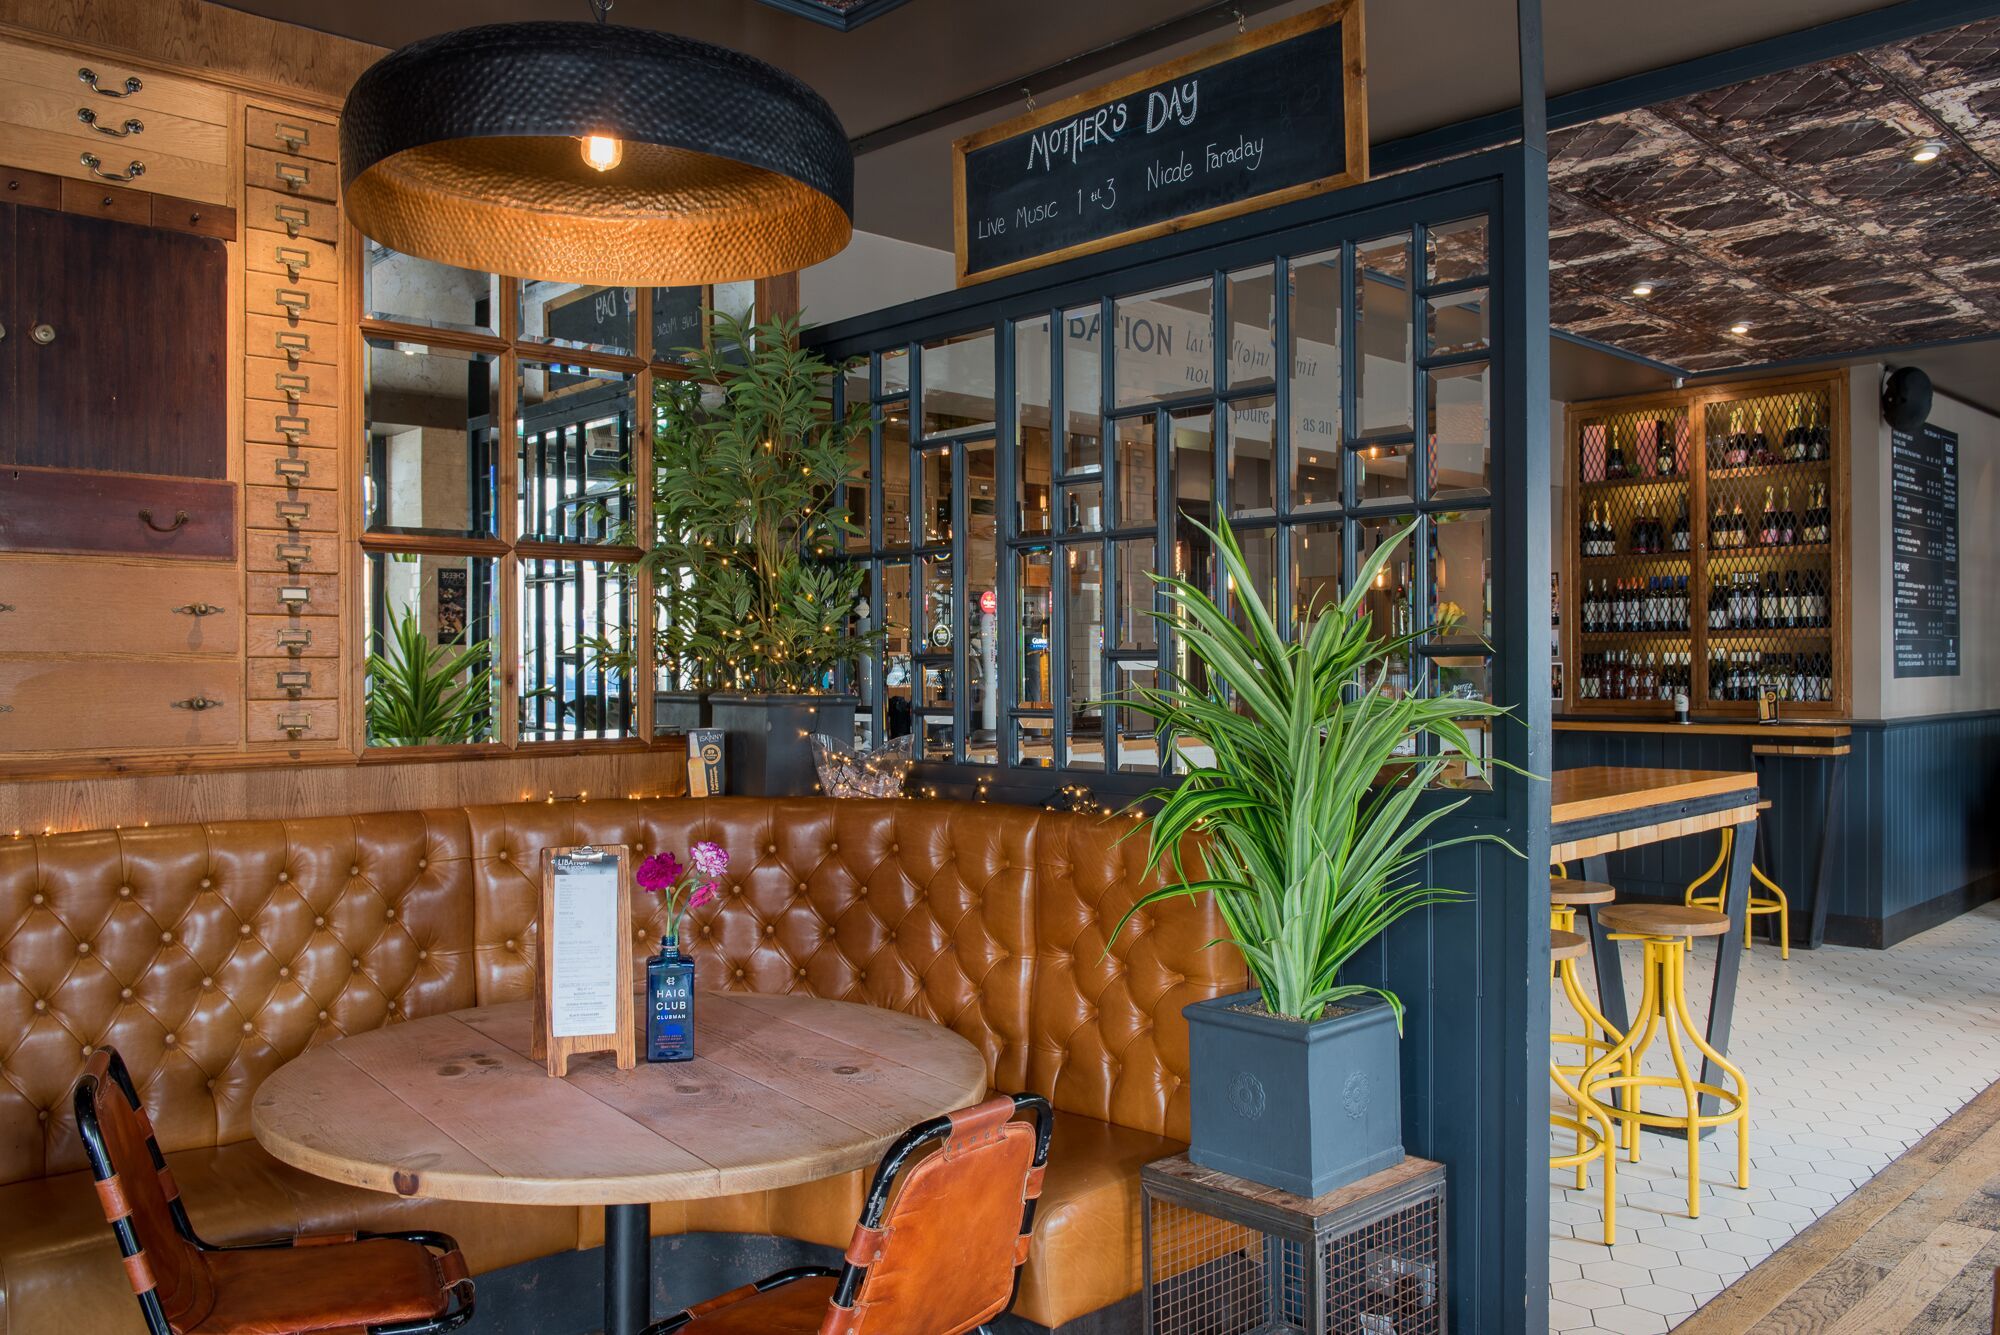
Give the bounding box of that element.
[253,993,988,1335]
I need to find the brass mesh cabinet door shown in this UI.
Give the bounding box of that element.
[1143,1155,1446,1335]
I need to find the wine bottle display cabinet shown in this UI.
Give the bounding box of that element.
[1562,370,1849,718]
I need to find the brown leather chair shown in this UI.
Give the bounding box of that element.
[76,1047,476,1335]
[643,1092,1053,1335]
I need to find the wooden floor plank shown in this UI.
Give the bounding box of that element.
[1677,1079,2000,1335]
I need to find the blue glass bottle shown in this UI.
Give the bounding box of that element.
[646,934,695,1062]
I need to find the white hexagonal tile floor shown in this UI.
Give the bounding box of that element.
[1548,900,2000,1333]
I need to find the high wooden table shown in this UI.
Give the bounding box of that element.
[1553,766,1761,1121]
[253,994,989,1335]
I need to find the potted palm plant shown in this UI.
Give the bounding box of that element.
[365,608,495,746]
[1116,517,1516,1197]
[640,309,873,794]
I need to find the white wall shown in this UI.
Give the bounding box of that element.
[798,229,956,328]
[1847,364,2000,719]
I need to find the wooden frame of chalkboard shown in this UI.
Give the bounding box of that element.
[951,0,1366,286]
[532,843,637,1077]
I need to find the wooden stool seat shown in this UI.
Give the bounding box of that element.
[1550,877,1616,906]
[1599,902,1730,939]
[1550,929,1589,961]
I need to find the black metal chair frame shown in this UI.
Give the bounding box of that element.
[644,1091,1054,1335]
[74,1047,477,1335]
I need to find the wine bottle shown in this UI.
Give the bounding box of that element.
[1782,570,1799,629]
[1759,486,1778,547]
[1779,486,1796,546]
[1656,418,1676,477]
[1730,500,1747,549]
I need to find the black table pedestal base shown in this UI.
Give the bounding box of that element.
[605,1202,652,1335]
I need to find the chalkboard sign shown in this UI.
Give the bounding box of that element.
[536,284,707,360]
[652,286,705,360]
[1892,421,1959,678]
[952,0,1365,285]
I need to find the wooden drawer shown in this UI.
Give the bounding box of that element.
[1,164,60,207]
[151,193,234,240]
[0,467,235,558]
[0,121,229,206]
[246,270,336,326]
[0,657,241,753]
[244,146,334,203]
[248,614,334,658]
[246,442,337,492]
[244,185,339,244]
[246,531,337,574]
[249,698,337,744]
[248,570,338,616]
[0,36,229,125]
[244,401,337,448]
[244,107,337,163]
[0,558,238,655]
[245,314,337,368]
[245,354,339,408]
[57,172,148,223]
[245,484,334,533]
[0,77,229,164]
[245,231,336,284]
[247,658,337,701]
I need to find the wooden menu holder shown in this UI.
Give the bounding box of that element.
[531,844,636,1077]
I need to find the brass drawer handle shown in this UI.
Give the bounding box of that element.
[79,152,144,183]
[277,670,312,698]
[274,457,310,486]
[277,584,311,609]
[0,603,13,613]
[278,711,311,738]
[275,246,311,280]
[275,161,310,192]
[274,204,310,239]
[173,602,225,617]
[275,500,309,528]
[139,508,189,533]
[172,696,223,712]
[276,541,311,570]
[276,627,313,654]
[275,414,311,444]
[276,287,310,319]
[77,109,144,138]
[275,331,312,364]
[274,122,312,153]
[78,68,142,99]
[275,373,310,402]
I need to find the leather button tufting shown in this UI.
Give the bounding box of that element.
[277,872,288,883]
[201,977,213,988]
[33,999,45,1012]
[385,908,397,922]
[242,1022,253,1033]
[278,967,290,979]
[418,858,428,869]
[763,924,774,935]
[119,988,131,1000]
[162,1034,176,1046]
[350,866,360,876]
[317,1010,328,1021]
[200,879,212,889]
[505,939,518,950]
[30,893,43,906]
[239,924,252,936]
[498,850,509,861]
[76,942,89,955]
[118,886,131,898]
[160,931,173,944]
[314,916,325,927]
[418,949,428,960]
[351,958,362,969]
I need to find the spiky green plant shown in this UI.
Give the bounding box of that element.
[1113,516,1521,1026]
[365,610,494,746]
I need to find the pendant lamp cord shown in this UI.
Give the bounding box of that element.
[588,0,613,21]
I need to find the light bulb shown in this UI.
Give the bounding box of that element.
[581,135,624,172]
[1912,139,1946,163]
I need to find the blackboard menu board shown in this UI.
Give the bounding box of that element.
[1892,421,1959,678]
[952,1,1365,284]
[538,284,706,360]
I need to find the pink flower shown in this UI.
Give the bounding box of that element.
[636,851,683,891]
[690,841,729,879]
[689,881,718,909]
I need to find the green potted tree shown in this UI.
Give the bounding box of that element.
[641,309,873,794]
[365,607,495,747]
[1115,517,1516,1196]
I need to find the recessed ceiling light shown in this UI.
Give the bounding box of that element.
[1729,320,1752,335]
[1912,139,1947,163]
[1631,281,1656,297]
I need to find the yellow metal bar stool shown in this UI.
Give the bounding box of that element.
[1686,823,1790,958]
[1550,928,1618,1245]
[1549,876,1623,1081]
[1581,903,1750,1219]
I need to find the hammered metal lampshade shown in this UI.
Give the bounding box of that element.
[340,21,853,284]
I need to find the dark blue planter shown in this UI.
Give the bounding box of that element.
[1184,989,1404,1197]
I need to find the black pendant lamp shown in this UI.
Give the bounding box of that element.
[339,8,852,285]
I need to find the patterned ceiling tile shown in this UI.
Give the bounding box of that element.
[1550,16,2000,373]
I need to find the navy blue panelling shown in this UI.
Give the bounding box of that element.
[1553,712,2000,941]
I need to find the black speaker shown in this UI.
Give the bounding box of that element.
[1883,366,1933,433]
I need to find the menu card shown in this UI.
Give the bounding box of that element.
[548,851,620,1038]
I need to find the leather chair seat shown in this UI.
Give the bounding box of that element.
[1011,1111,1185,1329]
[673,1274,838,1334]
[198,1238,448,1335]
[0,1140,577,1335]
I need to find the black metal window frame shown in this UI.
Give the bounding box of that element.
[821,165,1508,807]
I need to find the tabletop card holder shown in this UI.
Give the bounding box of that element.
[532,845,636,1077]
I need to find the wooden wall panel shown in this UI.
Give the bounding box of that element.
[0,742,689,835]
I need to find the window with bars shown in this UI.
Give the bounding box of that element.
[834,211,1498,784]
[359,241,764,749]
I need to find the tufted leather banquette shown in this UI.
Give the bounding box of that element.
[0,797,1243,1333]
